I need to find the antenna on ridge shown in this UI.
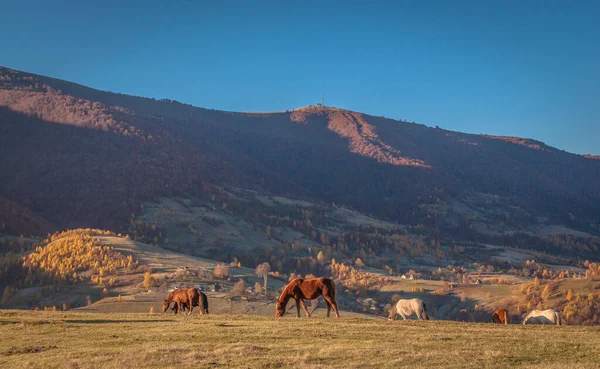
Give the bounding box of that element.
[321,94,324,106]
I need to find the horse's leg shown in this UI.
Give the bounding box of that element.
[323,295,340,318]
[299,299,311,317]
[400,313,407,320]
[295,299,301,318]
[325,300,331,317]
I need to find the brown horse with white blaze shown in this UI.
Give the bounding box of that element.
[275,277,340,318]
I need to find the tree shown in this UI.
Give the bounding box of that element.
[232,279,247,296]
[317,251,326,263]
[355,258,365,268]
[255,262,271,293]
[214,264,230,279]
[254,282,262,295]
[143,272,157,288]
[541,285,552,300]
[101,288,109,299]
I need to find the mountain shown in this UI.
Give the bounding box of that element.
[1,65,600,239]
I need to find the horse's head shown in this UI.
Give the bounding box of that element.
[387,306,397,320]
[162,299,170,313]
[491,313,500,323]
[275,299,286,317]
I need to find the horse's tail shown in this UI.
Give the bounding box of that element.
[422,301,429,320]
[330,279,336,300]
[202,292,209,314]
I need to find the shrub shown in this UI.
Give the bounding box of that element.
[143,272,157,288]
[391,294,403,303]
[214,264,230,279]
[231,279,247,296]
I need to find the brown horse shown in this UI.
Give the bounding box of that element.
[162,288,201,315]
[492,308,509,325]
[275,277,340,318]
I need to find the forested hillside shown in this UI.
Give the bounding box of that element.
[1,65,599,239]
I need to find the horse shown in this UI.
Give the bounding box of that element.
[275,277,340,318]
[522,309,561,325]
[162,288,201,315]
[168,289,209,315]
[388,298,429,320]
[492,308,509,325]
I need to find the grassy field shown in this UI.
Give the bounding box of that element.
[1,311,600,368]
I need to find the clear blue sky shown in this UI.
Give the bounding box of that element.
[2,0,599,154]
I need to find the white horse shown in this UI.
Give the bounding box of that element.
[522,309,561,325]
[388,298,429,320]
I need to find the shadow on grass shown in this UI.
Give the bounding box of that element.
[66,319,174,324]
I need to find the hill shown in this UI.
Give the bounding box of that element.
[0,230,288,310]
[2,65,600,237]
[2,67,600,323]
[2,230,599,327]
[1,311,600,368]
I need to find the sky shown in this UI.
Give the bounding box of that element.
[1,0,599,154]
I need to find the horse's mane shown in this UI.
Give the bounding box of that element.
[278,280,296,303]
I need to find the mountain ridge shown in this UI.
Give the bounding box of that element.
[3,65,596,157]
[1,66,599,237]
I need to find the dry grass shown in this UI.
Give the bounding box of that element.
[1,311,600,368]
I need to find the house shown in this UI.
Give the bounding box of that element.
[168,284,185,292]
[475,279,483,285]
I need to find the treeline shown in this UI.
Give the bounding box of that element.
[517,278,600,325]
[24,229,137,282]
[483,232,600,258]
[0,229,138,306]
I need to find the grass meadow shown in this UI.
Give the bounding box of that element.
[2,311,600,368]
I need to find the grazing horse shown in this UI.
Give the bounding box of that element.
[388,298,429,320]
[162,288,201,315]
[522,309,561,325]
[492,308,509,325]
[275,277,340,318]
